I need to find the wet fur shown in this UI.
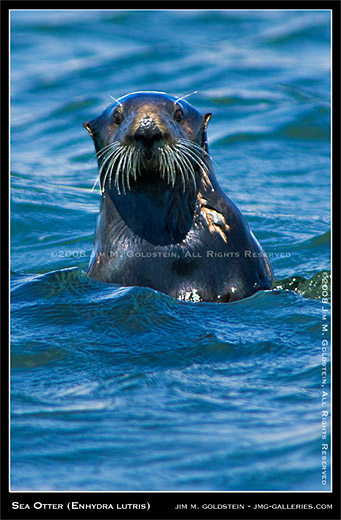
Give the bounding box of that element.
[84,91,273,302]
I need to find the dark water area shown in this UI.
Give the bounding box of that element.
[10,9,331,491]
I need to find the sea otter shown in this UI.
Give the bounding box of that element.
[83,91,272,302]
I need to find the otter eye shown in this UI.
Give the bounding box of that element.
[113,110,124,125]
[174,108,184,122]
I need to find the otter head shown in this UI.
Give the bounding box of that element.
[83,91,212,195]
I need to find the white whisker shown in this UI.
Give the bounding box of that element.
[109,95,123,107]
[95,136,209,195]
[91,177,100,192]
[174,91,198,105]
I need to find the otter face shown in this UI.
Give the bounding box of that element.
[83,91,212,194]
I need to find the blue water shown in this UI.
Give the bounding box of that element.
[10,10,331,491]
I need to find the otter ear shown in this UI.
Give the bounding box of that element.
[83,121,94,138]
[201,113,212,150]
[203,113,213,131]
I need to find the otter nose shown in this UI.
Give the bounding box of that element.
[133,123,162,147]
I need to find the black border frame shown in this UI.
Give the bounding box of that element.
[2,3,340,519]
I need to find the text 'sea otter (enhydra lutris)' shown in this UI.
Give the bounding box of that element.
[84,91,273,302]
